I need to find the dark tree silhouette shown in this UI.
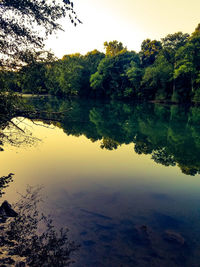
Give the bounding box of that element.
[0,186,79,266]
[0,173,14,197]
[0,0,81,68]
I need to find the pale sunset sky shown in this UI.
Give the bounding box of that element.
[46,0,200,58]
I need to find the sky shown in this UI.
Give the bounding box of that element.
[46,0,200,58]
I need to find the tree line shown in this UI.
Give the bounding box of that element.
[1,23,200,103]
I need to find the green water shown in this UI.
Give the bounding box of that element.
[1,97,200,266]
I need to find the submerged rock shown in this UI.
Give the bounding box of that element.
[0,201,18,222]
[134,224,152,245]
[163,230,185,245]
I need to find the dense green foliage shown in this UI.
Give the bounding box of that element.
[1,24,200,103]
[90,51,140,98]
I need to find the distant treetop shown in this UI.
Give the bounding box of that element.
[104,40,126,56]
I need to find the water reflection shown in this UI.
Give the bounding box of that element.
[0,173,13,198]
[26,97,200,176]
[1,97,200,266]
[0,117,40,151]
[0,184,79,266]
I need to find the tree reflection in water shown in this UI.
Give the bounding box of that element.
[2,96,200,176]
[0,185,79,266]
[0,173,14,198]
[0,117,40,152]
[26,97,200,176]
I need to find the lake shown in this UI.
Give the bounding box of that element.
[1,96,200,266]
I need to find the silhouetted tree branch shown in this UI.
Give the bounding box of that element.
[0,0,81,68]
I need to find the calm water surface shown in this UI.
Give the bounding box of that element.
[1,97,200,266]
